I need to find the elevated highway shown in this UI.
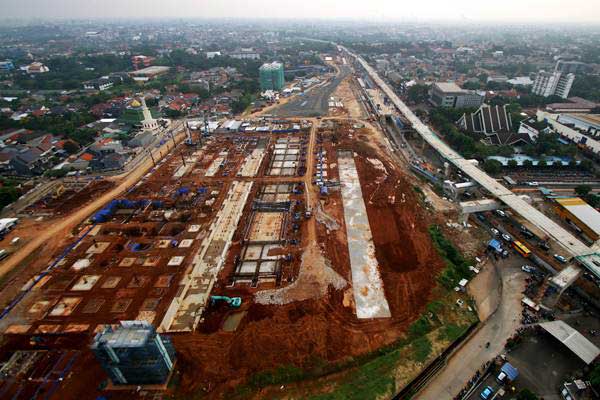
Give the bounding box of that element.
[342,47,600,282]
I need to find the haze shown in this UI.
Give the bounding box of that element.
[2,0,600,23]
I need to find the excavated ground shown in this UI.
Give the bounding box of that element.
[170,125,445,399]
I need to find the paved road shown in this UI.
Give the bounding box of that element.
[270,65,350,118]
[416,259,526,399]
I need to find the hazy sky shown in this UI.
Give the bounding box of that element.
[2,0,600,23]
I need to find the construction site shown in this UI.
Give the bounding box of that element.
[0,56,473,400]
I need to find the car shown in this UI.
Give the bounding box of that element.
[495,210,506,218]
[480,386,494,399]
[521,265,535,273]
[527,181,539,186]
[539,241,550,251]
[554,254,568,263]
[456,299,465,307]
[476,213,486,222]
[501,233,513,242]
[520,226,535,238]
[496,371,507,383]
[469,265,480,274]
[491,228,500,236]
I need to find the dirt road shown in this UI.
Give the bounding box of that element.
[0,128,186,281]
[416,259,526,399]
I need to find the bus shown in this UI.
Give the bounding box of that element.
[513,241,531,258]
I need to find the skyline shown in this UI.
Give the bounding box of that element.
[2,0,600,24]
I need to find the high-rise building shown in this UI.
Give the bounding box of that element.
[259,62,285,91]
[532,70,575,99]
[91,321,176,386]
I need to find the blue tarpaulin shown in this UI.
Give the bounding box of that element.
[488,239,503,253]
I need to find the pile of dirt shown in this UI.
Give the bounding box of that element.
[254,242,347,305]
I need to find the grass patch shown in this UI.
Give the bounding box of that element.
[438,323,468,342]
[411,336,432,363]
[428,225,473,289]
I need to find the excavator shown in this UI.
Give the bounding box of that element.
[210,295,242,308]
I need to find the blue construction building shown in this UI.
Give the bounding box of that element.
[91,321,176,385]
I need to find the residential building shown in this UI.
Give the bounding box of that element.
[429,82,484,108]
[259,62,285,91]
[532,70,575,99]
[91,321,176,386]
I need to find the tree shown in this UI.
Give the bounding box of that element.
[63,140,80,155]
[575,184,593,197]
[0,186,19,212]
[483,159,502,174]
[581,159,594,172]
[507,159,518,169]
[406,84,429,104]
[590,363,600,387]
[522,159,534,168]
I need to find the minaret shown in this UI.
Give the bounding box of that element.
[140,96,159,131]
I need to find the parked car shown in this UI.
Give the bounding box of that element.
[522,265,535,273]
[495,210,506,218]
[554,254,568,264]
[480,386,494,399]
[502,233,512,242]
[527,181,539,186]
[539,241,550,251]
[491,228,500,236]
[469,265,480,274]
[476,213,486,222]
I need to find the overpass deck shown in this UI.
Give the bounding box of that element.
[346,49,600,279]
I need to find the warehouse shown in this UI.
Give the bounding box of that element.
[555,197,600,241]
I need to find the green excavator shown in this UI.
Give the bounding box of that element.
[210,295,242,308]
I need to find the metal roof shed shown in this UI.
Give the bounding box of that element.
[539,320,600,364]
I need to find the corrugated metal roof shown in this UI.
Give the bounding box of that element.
[556,197,600,236]
[539,320,600,364]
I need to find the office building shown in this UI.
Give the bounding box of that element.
[429,82,484,108]
[532,70,575,99]
[259,62,285,91]
[91,321,176,386]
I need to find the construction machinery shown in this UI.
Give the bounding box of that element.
[210,296,242,308]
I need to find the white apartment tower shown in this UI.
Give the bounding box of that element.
[532,70,575,99]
